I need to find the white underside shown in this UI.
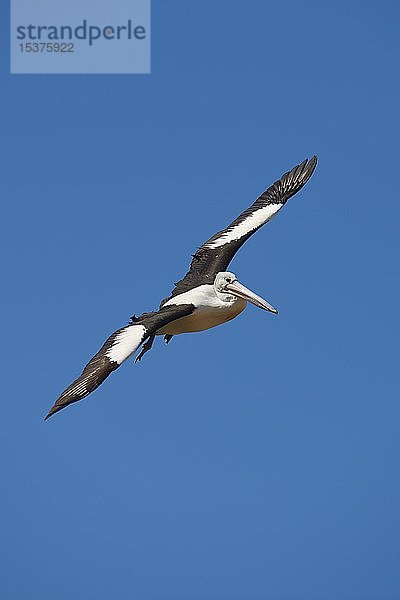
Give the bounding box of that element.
[157,303,246,334]
[160,284,247,334]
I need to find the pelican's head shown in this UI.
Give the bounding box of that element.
[214,271,278,314]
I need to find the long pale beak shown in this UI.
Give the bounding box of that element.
[225,279,278,314]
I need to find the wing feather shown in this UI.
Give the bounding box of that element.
[166,156,317,300]
[45,303,194,419]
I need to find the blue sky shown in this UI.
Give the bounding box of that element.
[1,1,400,598]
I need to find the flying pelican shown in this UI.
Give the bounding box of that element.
[45,156,317,419]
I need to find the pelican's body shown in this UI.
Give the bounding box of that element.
[46,156,317,419]
[158,284,247,335]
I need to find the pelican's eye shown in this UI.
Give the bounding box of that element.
[225,277,232,284]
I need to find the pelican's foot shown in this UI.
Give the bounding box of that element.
[135,334,155,363]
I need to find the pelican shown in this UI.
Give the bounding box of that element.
[45,156,317,419]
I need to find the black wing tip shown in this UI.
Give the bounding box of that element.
[44,382,91,421]
[44,390,79,419]
[44,390,89,420]
[279,155,318,199]
[294,155,318,178]
[44,403,64,421]
[306,154,318,174]
[305,154,317,173]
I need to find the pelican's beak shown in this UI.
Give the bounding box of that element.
[225,279,278,314]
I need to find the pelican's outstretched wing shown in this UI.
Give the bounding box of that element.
[166,156,317,300]
[45,303,194,420]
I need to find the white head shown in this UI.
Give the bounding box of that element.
[214,271,278,313]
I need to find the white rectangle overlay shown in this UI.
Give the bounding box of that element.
[11,0,151,74]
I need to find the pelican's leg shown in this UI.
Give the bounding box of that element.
[135,334,156,363]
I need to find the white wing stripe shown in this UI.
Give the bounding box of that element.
[106,324,147,364]
[206,203,282,249]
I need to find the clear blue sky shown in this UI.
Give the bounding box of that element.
[1,2,400,599]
